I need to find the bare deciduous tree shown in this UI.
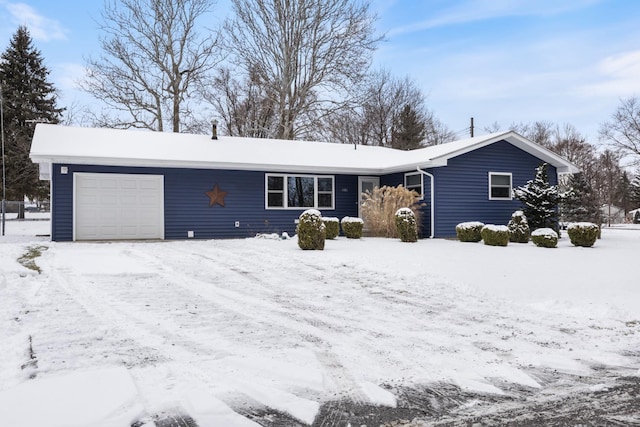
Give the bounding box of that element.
[223,0,381,140]
[599,96,640,165]
[81,0,220,132]
[321,69,453,147]
[205,66,277,138]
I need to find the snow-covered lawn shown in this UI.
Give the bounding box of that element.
[1,219,639,426]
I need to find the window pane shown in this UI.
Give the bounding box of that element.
[288,176,314,207]
[268,192,284,207]
[491,187,511,198]
[318,193,332,208]
[268,176,284,190]
[318,177,333,192]
[491,174,511,186]
[406,174,421,187]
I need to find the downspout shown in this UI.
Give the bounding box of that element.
[417,167,435,238]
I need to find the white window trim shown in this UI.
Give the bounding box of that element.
[404,171,424,200]
[265,173,335,210]
[488,172,513,200]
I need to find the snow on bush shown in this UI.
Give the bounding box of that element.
[321,217,340,239]
[297,210,325,250]
[341,216,364,239]
[567,222,599,247]
[480,224,509,246]
[394,208,418,243]
[508,210,530,243]
[455,221,484,242]
[360,185,423,238]
[531,228,558,248]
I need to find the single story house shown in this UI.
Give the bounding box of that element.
[29,124,578,241]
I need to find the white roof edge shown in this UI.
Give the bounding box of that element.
[29,155,400,176]
[427,130,579,174]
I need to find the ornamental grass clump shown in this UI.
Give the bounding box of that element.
[567,222,599,247]
[297,209,326,250]
[455,221,484,242]
[507,210,530,243]
[531,228,558,248]
[394,208,418,242]
[361,185,422,238]
[341,216,364,239]
[322,217,340,239]
[480,225,509,246]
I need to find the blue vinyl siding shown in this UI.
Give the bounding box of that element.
[51,164,359,241]
[380,171,432,238]
[430,140,557,238]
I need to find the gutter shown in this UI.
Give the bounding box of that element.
[416,167,435,238]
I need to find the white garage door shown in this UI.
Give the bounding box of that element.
[74,173,164,241]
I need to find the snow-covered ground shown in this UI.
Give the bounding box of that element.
[0,217,639,426]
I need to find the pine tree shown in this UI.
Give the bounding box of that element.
[391,104,426,150]
[0,26,63,215]
[513,163,561,232]
[561,172,600,223]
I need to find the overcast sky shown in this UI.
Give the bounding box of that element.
[1,0,639,142]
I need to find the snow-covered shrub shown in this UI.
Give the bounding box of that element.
[531,228,558,248]
[567,222,599,247]
[480,225,509,246]
[341,216,363,239]
[297,210,325,250]
[455,221,484,242]
[322,217,340,239]
[361,185,422,238]
[507,210,530,243]
[394,208,418,242]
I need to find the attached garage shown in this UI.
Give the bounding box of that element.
[74,173,164,241]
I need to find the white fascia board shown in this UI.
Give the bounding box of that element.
[31,155,394,175]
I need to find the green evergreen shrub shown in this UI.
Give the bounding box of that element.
[480,225,509,246]
[322,217,340,239]
[394,208,418,242]
[531,228,558,248]
[455,221,484,242]
[567,222,599,247]
[341,216,364,239]
[297,209,326,250]
[508,210,530,243]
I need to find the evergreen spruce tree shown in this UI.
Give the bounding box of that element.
[513,163,561,232]
[391,104,427,150]
[630,171,640,210]
[561,172,600,223]
[0,26,63,216]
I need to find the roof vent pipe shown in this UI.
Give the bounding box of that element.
[211,119,218,140]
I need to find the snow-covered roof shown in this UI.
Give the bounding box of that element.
[30,124,579,180]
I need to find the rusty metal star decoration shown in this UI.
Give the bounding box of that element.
[205,184,228,207]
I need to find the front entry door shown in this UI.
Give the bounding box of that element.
[358,176,380,218]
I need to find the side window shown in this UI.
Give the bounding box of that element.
[489,172,512,200]
[405,172,423,199]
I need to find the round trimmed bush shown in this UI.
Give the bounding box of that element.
[508,210,530,243]
[456,221,484,242]
[480,225,509,246]
[394,208,418,243]
[322,217,340,239]
[531,228,558,248]
[297,209,326,250]
[567,222,599,247]
[341,216,364,239]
